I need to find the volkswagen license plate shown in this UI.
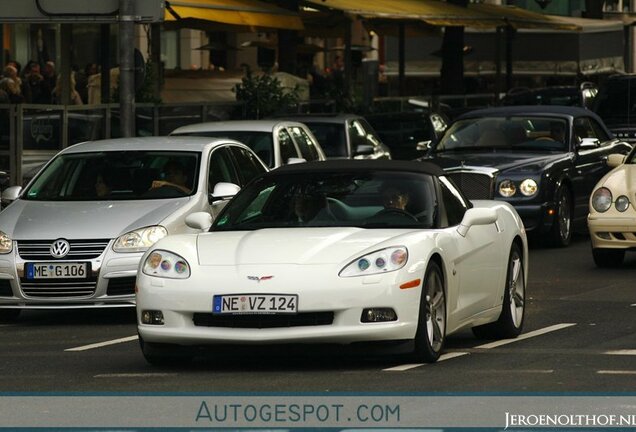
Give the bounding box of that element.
[26,263,89,279]
[213,294,298,314]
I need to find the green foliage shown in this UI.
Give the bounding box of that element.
[233,67,300,119]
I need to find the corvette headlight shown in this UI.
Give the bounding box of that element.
[591,187,612,213]
[142,250,190,279]
[0,231,12,254]
[113,226,167,253]
[616,195,630,212]
[498,180,516,197]
[519,179,538,197]
[339,247,408,277]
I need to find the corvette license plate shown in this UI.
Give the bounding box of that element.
[26,262,89,279]
[213,294,298,314]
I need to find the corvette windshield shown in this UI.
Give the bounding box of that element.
[436,116,568,153]
[24,151,200,201]
[213,171,437,230]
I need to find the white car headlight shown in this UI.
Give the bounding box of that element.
[339,247,408,278]
[616,195,630,212]
[142,250,190,279]
[591,187,612,213]
[113,226,167,253]
[519,179,538,197]
[0,231,12,254]
[498,180,516,197]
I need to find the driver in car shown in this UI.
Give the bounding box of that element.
[382,185,410,211]
[151,161,191,194]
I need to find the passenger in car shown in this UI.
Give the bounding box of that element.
[94,173,112,198]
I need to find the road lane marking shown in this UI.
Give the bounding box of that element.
[474,323,576,349]
[598,370,636,375]
[604,350,636,356]
[383,352,469,371]
[94,373,177,378]
[65,335,138,352]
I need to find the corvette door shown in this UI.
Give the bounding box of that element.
[440,178,504,321]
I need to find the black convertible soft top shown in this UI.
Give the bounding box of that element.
[270,159,445,177]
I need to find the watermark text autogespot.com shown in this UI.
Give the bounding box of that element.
[195,401,400,425]
[505,413,636,429]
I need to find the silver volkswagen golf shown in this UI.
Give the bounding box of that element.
[0,136,267,321]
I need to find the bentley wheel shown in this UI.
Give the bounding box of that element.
[411,261,446,363]
[139,335,193,366]
[549,186,572,247]
[473,243,525,339]
[0,309,20,323]
[592,248,625,268]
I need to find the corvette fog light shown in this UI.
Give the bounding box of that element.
[596,232,611,240]
[141,310,164,325]
[361,308,397,323]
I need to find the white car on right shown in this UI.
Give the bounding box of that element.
[588,148,636,267]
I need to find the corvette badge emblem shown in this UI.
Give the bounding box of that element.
[247,276,274,282]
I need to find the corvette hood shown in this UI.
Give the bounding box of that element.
[197,228,414,265]
[0,198,189,239]
[428,151,566,174]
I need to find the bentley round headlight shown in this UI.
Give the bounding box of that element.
[616,195,630,212]
[519,179,538,197]
[498,180,516,197]
[591,187,612,213]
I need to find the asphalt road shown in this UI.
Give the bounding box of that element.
[2,234,636,393]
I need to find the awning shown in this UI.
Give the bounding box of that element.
[305,0,576,30]
[165,0,304,30]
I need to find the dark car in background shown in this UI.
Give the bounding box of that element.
[365,109,449,160]
[282,114,391,160]
[423,106,631,246]
[593,74,636,143]
[502,83,598,109]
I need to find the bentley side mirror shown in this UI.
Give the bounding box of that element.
[577,137,600,150]
[457,208,498,237]
[354,144,375,156]
[416,140,433,151]
[286,157,306,165]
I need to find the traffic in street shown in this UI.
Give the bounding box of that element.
[1,235,634,393]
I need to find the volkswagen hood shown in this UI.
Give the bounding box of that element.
[197,228,417,265]
[0,198,190,240]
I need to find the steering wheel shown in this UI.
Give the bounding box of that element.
[536,136,555,141]
[373,208,418,222]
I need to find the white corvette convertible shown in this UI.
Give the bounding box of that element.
[136,160,528,364]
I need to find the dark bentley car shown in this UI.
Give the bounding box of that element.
[423,106,632,246]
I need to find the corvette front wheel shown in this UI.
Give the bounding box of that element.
[411,261,446,363]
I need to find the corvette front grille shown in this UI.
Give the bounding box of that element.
[192,312,334,329]
[17,239,110,260]
[446,172,494,200]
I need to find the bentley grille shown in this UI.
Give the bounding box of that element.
[17,239,110,260]
[446,172,494,200]
[19,277,98,298]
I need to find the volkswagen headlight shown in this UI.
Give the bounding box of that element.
[616,195,630,212]
[339,247,408,277]
[142,250,190,279]
[591,188,612,213]
[498,180,516,197]
[113,226,168,253]
[0,231,12,254]
[519,179,538,197]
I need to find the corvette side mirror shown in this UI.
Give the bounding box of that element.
[607,153,626,168]
[457,207,498,237]
[185,212,213,230]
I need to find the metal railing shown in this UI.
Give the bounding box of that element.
[1,101,246,187]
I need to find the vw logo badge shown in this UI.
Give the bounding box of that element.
[50,239,70,259]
